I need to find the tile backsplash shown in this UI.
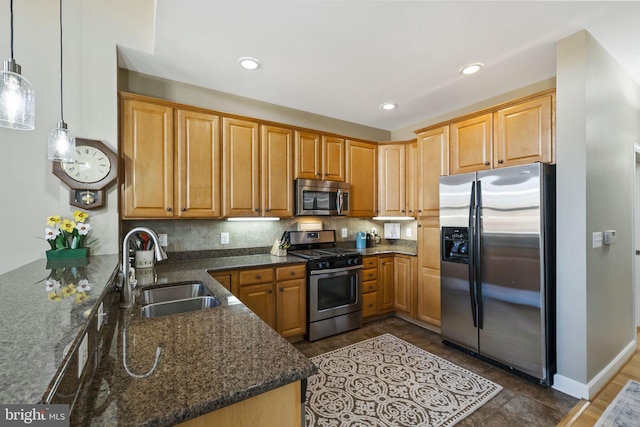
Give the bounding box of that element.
[122,217,417,253]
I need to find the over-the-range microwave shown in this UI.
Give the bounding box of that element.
[295,179,350,216]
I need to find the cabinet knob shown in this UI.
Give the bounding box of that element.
[166,207,172,212]
[498,159,504,164]
[418,209,422,213]
[268,289,273,294]
[290,271,296,275]
[484,162,490,166]
[401,210,405,213]
[266,208,270,212]
[279,288,284,292]
[256,275,261,279]
[368,304,374,308]
[181,208,186,211]
[254,209,259,212]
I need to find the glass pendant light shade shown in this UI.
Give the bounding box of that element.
[48,120,75,162]
[0,0,36,131]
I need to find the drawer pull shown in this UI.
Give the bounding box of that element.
[256,275,261,279]
[268,289,273,294]
[279,288,284,292]
[290,271,296,275]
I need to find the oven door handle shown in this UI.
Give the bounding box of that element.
[309,265,363,276]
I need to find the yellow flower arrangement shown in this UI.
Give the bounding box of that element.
[45,210,95,250]
[45,269,92,304]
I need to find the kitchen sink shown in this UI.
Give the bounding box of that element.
[141,296,221,319]
[140,282,213,305]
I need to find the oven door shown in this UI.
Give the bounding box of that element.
[309,265,362,322]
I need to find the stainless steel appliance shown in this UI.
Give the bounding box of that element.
[295,179,350,216]
[440,163,556,385]
[288,230,362,341]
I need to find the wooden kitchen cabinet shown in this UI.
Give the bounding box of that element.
[261,125,294,217]
[275,264,306,338]
[448,92,554,175]
[449,113,493,175]
[416,126,448,219]
[406,140,418,217]
[121,97,175,218]
[494,94,552,168]
[121,95,222,219]
[294,131,345,181]
[378,143,406,217]
[346,140,377,217]
[176,109,221,218]
[222,117,261,217]
[362,255,379,319]
[378,256,395,314]
[393,255,415,316]
[238,268,276,328]
[208,270,237,292]
[417,218,441,327]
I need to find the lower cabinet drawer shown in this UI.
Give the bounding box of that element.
[362,291,378,318]
[239,268,274,285]
[362,279,377,293]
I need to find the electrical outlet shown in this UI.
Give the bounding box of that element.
[341,228,348,238]
[158,233,168,247]
[97,301,104,332]
[406,227,412,238]
[78,333,88,378]
[221,232,230,245]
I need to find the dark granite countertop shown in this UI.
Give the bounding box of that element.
[89,263,316,426]
[0,255,119,404]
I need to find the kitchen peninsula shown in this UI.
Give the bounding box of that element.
[0,254,316,426]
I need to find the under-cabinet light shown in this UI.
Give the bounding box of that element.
[372,216,415,221]
[226,217,280,222]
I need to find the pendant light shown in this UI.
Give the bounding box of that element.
[47,0,75,162]
[0,0,35,130]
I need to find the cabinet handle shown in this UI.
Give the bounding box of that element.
[498,159,504,164]
[368,304,374,308]
[166,207,172,212]
[418,209,422,213]
[266,208,270,212]
[268,289,273,294]
[181,208,186,211]
[254,209,259,212]
[401,210,405,213]
[418,224,422,228]
[279,288,284,292]
[290,271,296,275]
[256,275,261,279]
[484,162,490,166]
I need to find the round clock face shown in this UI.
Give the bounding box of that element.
[61,146,112,184]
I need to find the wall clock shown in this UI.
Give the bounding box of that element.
[52,138,118,209]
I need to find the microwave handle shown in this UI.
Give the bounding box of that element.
[336,188,343,215]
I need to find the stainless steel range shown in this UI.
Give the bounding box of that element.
[287,230,363,341]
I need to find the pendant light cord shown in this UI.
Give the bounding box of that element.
[9,0,14,59]
[58,0,64,123]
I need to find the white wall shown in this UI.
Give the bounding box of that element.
[554,30,639,399]
[0,0,155,274]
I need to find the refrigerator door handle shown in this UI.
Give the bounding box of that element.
[468,181,478,328]
[476,180,484,330]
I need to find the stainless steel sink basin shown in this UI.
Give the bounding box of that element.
[141,296,221,319]
[140,282,212,305]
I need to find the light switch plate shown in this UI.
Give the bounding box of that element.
[78,333,88,378]
[592,231,603,248]
[158,233,168,247]
[221,232,230,245]
[406,227,412,238]
[341,228,348,238]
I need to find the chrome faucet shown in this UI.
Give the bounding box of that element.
[120,227,168,308]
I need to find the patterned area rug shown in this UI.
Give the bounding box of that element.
[595,380,640,427]
[305,334,503,427]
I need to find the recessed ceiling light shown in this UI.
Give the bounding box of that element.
[380,103,397,111]
[238,57,260,70]
[460,63,483,75]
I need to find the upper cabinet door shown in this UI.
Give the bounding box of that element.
[494,95,552,168]
[176,109,221,218]
[294,130,321,179]
[417,126,448,219]
[449,113,492,175]
[322,136,345,182]
[261,125,294,217]
[346,140,377,217]
[121,98,175,218]
[405,140,418,217]
[378,144,406,217]
[223,117,260,217]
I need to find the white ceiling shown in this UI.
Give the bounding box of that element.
[117,1,640,131]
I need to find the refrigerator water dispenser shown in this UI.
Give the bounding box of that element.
[441,227,469,263]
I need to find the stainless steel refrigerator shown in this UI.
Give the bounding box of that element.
[439,163,556,386]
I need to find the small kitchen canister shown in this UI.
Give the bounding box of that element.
[135,249,155,268]
[356,232,366,249]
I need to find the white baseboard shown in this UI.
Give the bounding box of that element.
[553,339,636,399]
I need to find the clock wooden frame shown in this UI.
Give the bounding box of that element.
[52,138,118,209]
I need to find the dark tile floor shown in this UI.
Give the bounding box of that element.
[294,316,578,427]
